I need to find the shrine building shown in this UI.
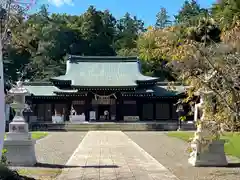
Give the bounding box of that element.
[23,55,188,123]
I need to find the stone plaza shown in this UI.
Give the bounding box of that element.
[29,131,239,180]
[58,131,178,180]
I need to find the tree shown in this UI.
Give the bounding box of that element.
[80,6,117,56]
[114,12,145,52]
[221,20,240,51]
[186,17,221,44]
[155,7,171,28]
[171,42,240,130]
[11,5,119,80]
[174,0,208,26]
[0,0,37,162]
[211,0,240,30]
[137,27,179,80]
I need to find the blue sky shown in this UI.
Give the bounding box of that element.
[36,0,216,26]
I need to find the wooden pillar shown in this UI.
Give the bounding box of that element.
[137,98,143,121]
[34,103,38,117]
[51,103,54,116]
[169,102,173,120]
[66,99,71,121]
[85,93,92,121]
[153,100,156,121]
[116,94,123,121]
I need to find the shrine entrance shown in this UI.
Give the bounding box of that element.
[98,105,110,121]
[91,94,117,121]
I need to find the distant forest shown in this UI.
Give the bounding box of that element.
[3,0,240,83]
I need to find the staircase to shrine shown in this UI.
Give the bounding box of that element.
[27,121,196,131]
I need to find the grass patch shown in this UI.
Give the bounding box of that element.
[167,131,240,158]
[18,168,61,179]
[167,131,193,142]
[31,131,48,140]
[4,131,48,140]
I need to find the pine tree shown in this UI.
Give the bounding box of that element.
[155,7,171,28]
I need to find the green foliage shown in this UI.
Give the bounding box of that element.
[186,18,221,43]
[174,0,208,26]
[155,7,171,28]
[2,1,240,110]
[211,0,240,30]
[4,5,147,81]
[179,116,187,121]
[114,12,145,51]
[1,149,8,166]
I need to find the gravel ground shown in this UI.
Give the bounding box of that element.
[35,132,87,165]
[126,132,240,180]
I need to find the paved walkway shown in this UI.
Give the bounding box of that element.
[126,132,240,180]
[57,131,179,180]
[36,132,87,165]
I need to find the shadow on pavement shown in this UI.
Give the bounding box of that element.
[32,163,120,169]
[226,163,240,168]
[34,163,79,169]
[80,165,119,168]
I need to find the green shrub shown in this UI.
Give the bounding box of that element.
[1,149,9,165]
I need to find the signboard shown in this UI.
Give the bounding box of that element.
[89,111,96,120]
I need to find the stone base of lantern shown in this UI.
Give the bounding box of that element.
[4,118,37,166]
[4,139,36,166]
[188,140,228,167]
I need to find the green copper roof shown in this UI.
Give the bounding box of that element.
[51,55,158,87]
[23,82,186,97]
[154,85,186,96]
[23,82,77,96]
[122,85,186,96]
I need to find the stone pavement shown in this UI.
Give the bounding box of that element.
[126,132,240,180]
[57,131,179,180]
[35,132,87,165]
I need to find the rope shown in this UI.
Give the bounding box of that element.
[90,91,117,99]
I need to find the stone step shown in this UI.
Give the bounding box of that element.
[29,122,180,131]
[181,122,196,130]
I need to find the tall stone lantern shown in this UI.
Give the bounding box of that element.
[188,88,228,166]
[4,81,36,166]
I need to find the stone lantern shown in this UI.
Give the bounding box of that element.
[4,81,36,166]
[188,88,228,166]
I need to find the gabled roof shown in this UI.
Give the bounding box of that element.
[51,55,158,87]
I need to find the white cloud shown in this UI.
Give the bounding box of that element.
[48,0,74,7]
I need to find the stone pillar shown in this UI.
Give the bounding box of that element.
[4,81,36,166]
[188,89,228,167]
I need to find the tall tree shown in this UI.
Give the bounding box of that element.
[80,6,116,56]
[174,0,208,26]
[115,12,145,53]
[155,7,171,28]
